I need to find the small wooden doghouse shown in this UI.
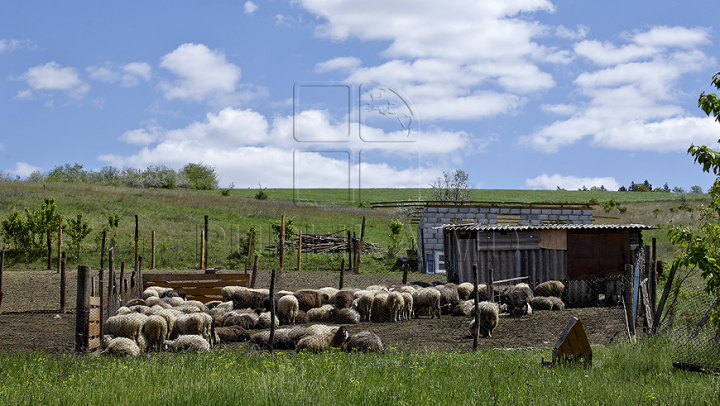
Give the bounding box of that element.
[442,223,652,305]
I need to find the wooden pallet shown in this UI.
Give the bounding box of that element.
[142,272,250,303]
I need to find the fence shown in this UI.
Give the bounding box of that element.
[655,267,720,373]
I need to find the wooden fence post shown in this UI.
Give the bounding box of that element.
[347,231,353,274]
[297,230,302,272]
[99,267,104,345]
[199,230,205,269]
[60,252,67,313]
[245,228,254,271]
[650,238,657,316]
[75,265,92,353]
[419,227,425,273]
[269,268,276,352]
[57,215,62,274]
[151,230,156,270]
[119,262,125,295]
[652,263,678,334]
[279,215,285,273]
[47,229,52,270]
[134,215,139,270]
[624,263,636,341]
[108,248,115,300]
[0,251,4,314]
[354,216,365,274]
[473,264,480,350]
[204,215,209,269]
[339,259,345,290]
[487,268,494,303]
[251,255,259,289]
[100,230,107,271]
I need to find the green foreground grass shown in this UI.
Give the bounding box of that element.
[0,337,717,405]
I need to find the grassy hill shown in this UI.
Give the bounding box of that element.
[0,181,710,272]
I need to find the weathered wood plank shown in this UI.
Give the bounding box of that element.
[143,273,250,282]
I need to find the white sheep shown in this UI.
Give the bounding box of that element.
[144,314,168,352]
[412,287,441,319]
[104,313,148,346]
[457,282,475,301]
[296,326,349,353]
[469,301,499,338]
[103,337,140,357]
[356,292,375,322]
[164,335,210,353]
[277,295,299,325]
[307,304,334,323]
[318,287,339,298]
[400,292,413,320]
[386,291,405,322]
[344,330,384,353]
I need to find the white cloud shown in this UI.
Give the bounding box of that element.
[523,26,715,153]
[159,43,241,102]
[525,173,619,190]
[0,38,36,52]
[314,56,362,73]
[87,62,151,87]
[244,1,258,14]
[555,25,588,40]
[8,162,42,178]
[298,0,559,121]
[17,61,89,99]
[104,107,474,188]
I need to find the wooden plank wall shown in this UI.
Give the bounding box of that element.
[142,273,250,303]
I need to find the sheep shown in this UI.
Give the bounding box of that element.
[295,310,309,324]
[205,300,223,310]
[307,304,334,323]
[319,287,340,298]
[344,331,384,353]
[356,292,374,322]
[435,285,460,315]
[144,314,168,352]
[353,289,371,299]
[294,290,329,312]
[262,292,290,311]
[501,286,532,317]
[214,326,250,343]
[128,305,153,315]
[232,289,268,310]
[156,309,179,340]
[250,329,297,350]
[104,313,148,346]
[277,295,299,325]
[371,293,390,323]
[547,296,565,311]
[103,337,141,357]
[164,335,210,353]
[412,287,441,319]
[530,296,553,311]
[365,284,388,292]
[409,281,431,288]
[125,298,147,307]
[331,290,355,309]
[161,289,186,300]
[287,326,312,342]
[162,297,185,307]
[386,291,405,322]
[221,286,247,302]
[182,300,209,312]
[400,292,414,320]
[296,325,350,353]
[328,308,360,324]
[453,300,475,317]
[457,282,475,301]
[469,301,499,338]
[514,283,533,300]
[256,311,279,329]
[175,312,213,345]
[145,297,170,309]
[221,312,258,330]
[534,280,565,298]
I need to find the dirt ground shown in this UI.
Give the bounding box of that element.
[0,269,631,354]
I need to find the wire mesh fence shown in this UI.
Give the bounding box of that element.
[658,277,720,373]
[0,268,633,355]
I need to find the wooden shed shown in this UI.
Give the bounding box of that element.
[442,223,653,305]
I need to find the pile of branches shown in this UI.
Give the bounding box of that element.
[264,229,383,254]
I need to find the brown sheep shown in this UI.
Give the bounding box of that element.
[294,290,329,312]
[534,280,565,298]
[331,290,355,309]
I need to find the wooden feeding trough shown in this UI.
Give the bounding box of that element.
[551,317,592,367]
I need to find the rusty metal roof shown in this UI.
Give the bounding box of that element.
[438,223,654,231]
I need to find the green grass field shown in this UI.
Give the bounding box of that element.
[0,181,711,272]
[0,337,716,405]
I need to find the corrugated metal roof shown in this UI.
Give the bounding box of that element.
[438,223,653,231]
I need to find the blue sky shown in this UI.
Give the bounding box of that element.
[2,0,720,194]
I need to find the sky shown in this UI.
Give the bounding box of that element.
[2,0,720,196]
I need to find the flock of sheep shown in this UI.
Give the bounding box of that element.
[101,279,567,356]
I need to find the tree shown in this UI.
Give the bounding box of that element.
[66,212,93,260]
[669,71,720,325]
[430,170,472,201]
[182,162,219,190]
[690,185,704,194]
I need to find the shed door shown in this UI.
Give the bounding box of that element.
[566,230,630,279]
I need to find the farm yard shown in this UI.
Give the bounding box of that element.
[0,269,628,354]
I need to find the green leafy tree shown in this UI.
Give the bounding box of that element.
[430,169,472,201]
[182,162,219,190]
[387,219,404,259]
[670,71,720,325]
[66,213,93,260]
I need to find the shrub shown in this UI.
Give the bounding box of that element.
[181,163,218,190]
